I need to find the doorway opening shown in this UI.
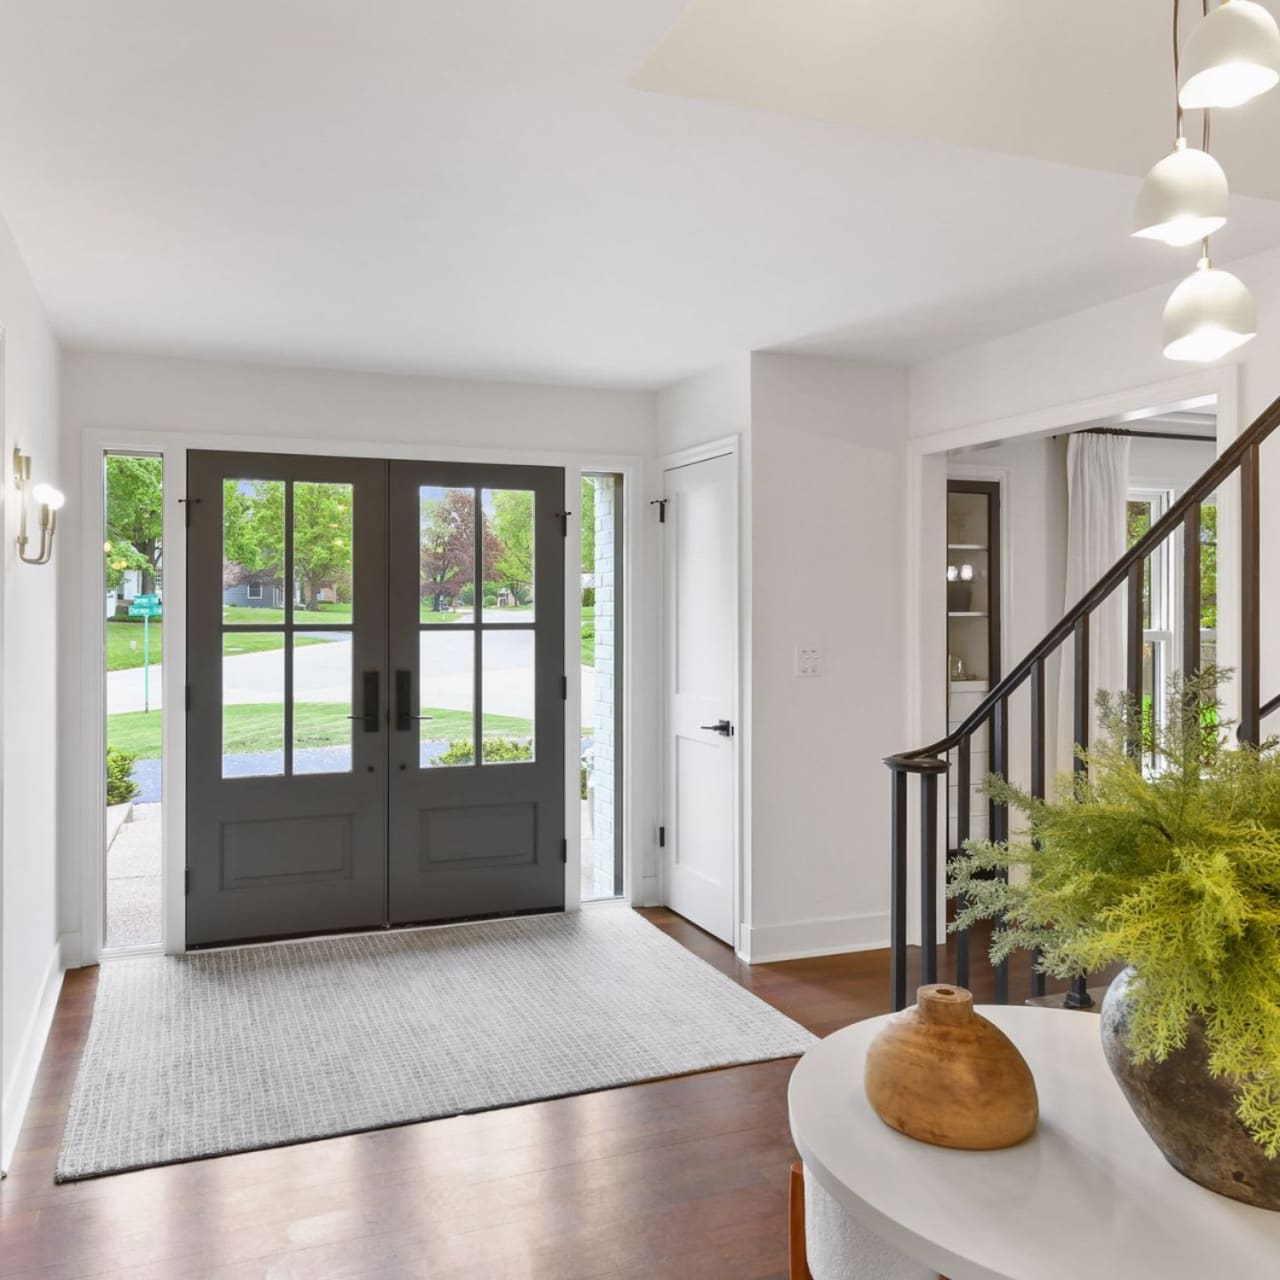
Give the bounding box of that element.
[580,472,623,902]
[103,451,165,952]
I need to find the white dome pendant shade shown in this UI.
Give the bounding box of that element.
[1132,139,1229,245]
[1178,0,1280,109]
[1162,257,1257,361]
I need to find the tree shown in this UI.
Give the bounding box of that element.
[1201,503,1218,630]
[420,490,501,613]
[491,489,534,605]
[222,479,285,591]
[292,483,353,608]
[106,456,164,594]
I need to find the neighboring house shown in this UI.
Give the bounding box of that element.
[223,579,287,610]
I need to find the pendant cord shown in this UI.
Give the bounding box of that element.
[1174,0,1184,137]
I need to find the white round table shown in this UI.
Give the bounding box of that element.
[789,1005,1280,1280]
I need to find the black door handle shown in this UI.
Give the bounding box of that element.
[348,671,380,733]
[395,669,413,732]
[700,719,734,737]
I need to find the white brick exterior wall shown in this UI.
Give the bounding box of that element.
[590,475,618,893]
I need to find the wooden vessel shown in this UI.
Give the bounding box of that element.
[864,984,1038,1150]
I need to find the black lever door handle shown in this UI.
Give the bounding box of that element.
[700,719,734,737]
[395,669,418,732]
[349,671,380,732]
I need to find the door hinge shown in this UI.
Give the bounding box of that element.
[561,675,568,701]
[178,496,202,528]
[561,837,568,863]
[555,510,571,538]
[650,498,667,523]
[658,825,666,848]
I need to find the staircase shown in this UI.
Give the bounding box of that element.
[885,393,1280,1011]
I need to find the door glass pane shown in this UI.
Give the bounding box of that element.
[293,631,352,775]
[419,486,476,622]
[482,488,535,622]
[420,630,474,767]
[482,630,534,764]
[293,482,353,626]
[222,635,284,777]
[223,479,286,622]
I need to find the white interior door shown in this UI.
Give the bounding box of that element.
[664,451,737,944]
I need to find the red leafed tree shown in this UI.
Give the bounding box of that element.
[419,489,503,613]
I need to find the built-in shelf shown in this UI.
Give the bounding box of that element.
[948,610,988,618]
[947,543,988,551]
[949,680,990,692]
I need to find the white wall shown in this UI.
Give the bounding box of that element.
[745,353,908,960]
[1129,435,1218,492]
[0,213,61,1170]
[910,242,1280,730]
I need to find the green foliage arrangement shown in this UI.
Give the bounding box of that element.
[948,669,1280,1154]
[106,746,142,807]
[437,737,533,767]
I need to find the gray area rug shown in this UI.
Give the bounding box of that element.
[57,908,814,1180]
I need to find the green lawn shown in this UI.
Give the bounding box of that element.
[106,621,338,670]
[107,704,534,760]
[106,621,164,671]
[581,604,595,666]
[222,603,475,625]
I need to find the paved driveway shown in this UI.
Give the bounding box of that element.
[108,635,594,719]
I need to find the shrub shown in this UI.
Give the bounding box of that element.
[458,583,475,605]
[106,746,141,806]
[581,586,595,608]
[437,737,533,767]
[483,593,498,608]
[581,624,595,641]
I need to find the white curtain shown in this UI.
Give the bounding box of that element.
[1056,433,1131,782]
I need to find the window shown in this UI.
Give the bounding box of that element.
[1128,489,1173,771]
[246,581,263,600]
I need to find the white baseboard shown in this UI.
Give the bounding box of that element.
[739,912,889,964]
[2,941,65,1173]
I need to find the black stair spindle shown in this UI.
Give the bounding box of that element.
[1183,505,1202,677]
[920,770,940,986]
[1241,443,1261,747]
[1126,561,1145,758]
[1068,615,1095,1009]
[890,768,908,1011]
[991,699,1010,1004]
[1029,658,1047,999]
[954,737,971,990]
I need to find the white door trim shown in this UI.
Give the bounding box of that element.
[656,434,744,956]
[74,426,646,964]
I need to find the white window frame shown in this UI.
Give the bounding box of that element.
[246,580,263,600]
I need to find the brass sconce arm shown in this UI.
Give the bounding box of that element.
[13,446,65,566]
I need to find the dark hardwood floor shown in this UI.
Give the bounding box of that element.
[0,909,1061,1279]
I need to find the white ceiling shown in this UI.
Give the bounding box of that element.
[2,2,1279,389]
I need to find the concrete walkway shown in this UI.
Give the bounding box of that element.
[106,802,161,949]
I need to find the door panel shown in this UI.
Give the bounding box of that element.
[387,461,565,925]
[186,451,389,946]
[665,453,737,944]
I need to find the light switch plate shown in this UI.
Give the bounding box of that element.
[796,647,823,677]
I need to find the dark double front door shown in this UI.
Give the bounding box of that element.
[186,451,566,947]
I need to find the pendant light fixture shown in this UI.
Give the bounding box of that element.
[1135,0,1261,361]
[1178,0,1280,110]
[1162,256,1257,360]
[1132,138,1228,245]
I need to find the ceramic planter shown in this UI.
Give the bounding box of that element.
[1101,968,1280,1210]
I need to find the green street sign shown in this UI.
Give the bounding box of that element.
[129,604,162,618]
[133,593,160,606]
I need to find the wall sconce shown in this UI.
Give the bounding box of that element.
[13,447,65,565]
